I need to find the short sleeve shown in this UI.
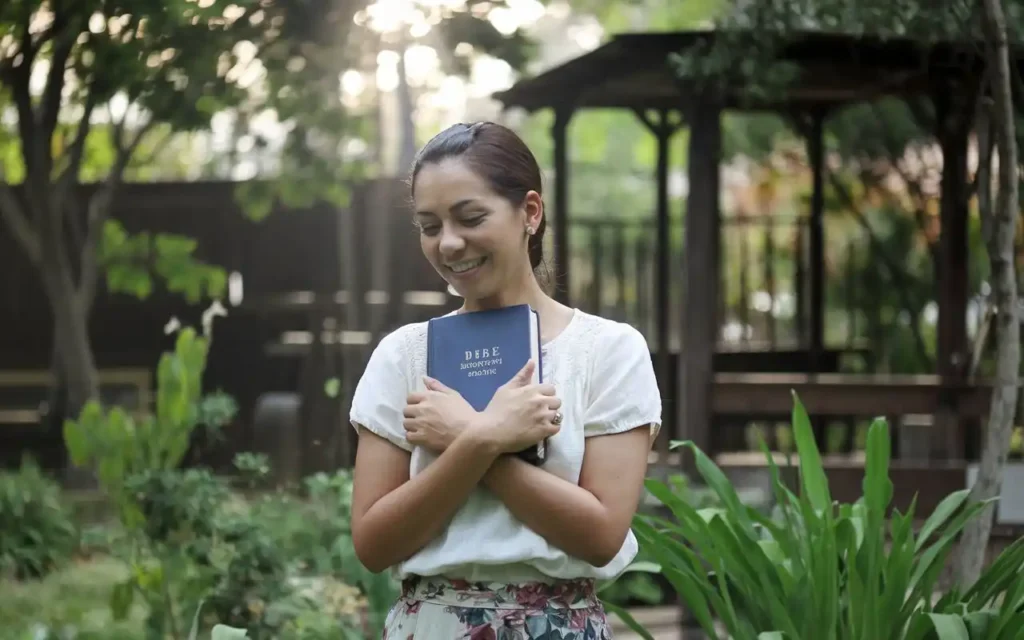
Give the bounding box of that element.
[349,328,414,452]
[583,323,663,440]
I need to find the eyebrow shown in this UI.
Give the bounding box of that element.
[415,199,477,217]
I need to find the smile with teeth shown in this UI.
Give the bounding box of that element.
[447,257,487,274]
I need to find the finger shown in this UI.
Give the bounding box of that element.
[546,396,562,410]
[402,418,415,433]
[403,405,418,419]
[423,376,454,393]
[504,360,535,387]
[407,392,425,404]
[537,384,557,396]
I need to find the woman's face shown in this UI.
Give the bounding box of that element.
[412,157,540,302]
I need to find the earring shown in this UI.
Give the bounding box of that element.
[526,226,535,235]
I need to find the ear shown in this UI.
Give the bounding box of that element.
[522,190,544,232]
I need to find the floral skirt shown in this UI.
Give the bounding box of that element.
[382,575,614,639]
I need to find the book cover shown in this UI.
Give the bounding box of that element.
[426,304,547,464]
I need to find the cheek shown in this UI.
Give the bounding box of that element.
[419,236,443,269]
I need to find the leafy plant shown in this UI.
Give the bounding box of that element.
[248,469,398,637]
[63,326,235,511]
[619,394,1024,639]
[0,458,78,580]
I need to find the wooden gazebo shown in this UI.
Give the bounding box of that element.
[493,30,991,490]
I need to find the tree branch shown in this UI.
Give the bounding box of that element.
[0,184,42,266]
[828,173,934,369]
[39,13,78,178]
[867,102,940,259]
[976,78,996,246]
[55,86,99,209]
[11,23,40,183]
[78,118,160,309]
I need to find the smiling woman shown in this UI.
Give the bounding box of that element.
[348,122,662,639]
[411,122,548,305]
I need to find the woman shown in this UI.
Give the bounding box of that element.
[349,121,662,639]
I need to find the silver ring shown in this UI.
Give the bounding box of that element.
[552,412,563,425]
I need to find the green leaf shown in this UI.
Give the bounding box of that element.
[924,613,970,640]
[668,441,758,539]
[211,625,249,640]
[862,417,894,517]
[187,599,205,640]
[324,377,341,398]
[915,489,971,553]
[110,579,135,621]
[602,602,655,640]
[961,611,997,637]
[789,393,830,513]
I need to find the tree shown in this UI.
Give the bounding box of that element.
[0,0,366,424]
[955,0,1020,587]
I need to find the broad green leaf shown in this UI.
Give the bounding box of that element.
[924,613,970,640]
[964,537,1024,608]
[789,393,830,513]
[625,561,662,574]
[916,489,972,553]
[109,579,134,621]
[211,625,249,640]
[670,441,758,539]
[602,602,656,640]
[962,611,997,637]
[862,417,894,517]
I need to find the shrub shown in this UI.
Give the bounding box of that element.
[124,467,230,544]
[617,395,1024,640]
[0,459,78,580]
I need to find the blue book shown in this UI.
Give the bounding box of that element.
[426,304,546,464]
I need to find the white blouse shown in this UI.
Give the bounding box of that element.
[349,308,663,584]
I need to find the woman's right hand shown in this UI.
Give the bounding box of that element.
[477,360,561,454]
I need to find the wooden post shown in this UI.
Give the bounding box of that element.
[807,109,826,372]
[807,108,827,448]
[632,107,683,457]
[932,75,973,461]
[680,99,721,473]
[552,107,573,304]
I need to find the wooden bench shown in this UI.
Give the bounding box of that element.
[711,372,992,419]
[0,368,153,427]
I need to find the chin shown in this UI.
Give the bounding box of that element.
[450,281,500,303]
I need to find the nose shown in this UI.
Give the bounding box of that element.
[438,224,466,257]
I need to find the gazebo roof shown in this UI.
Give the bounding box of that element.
[492,29,983,113]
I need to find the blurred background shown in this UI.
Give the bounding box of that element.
[1,0,1022,637]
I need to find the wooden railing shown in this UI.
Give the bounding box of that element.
[567,215,871,355]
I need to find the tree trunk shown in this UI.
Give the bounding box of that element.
[41,259,99,424]
[52,288,100,487]
[954,0,1021,588]
[53,296,99,416]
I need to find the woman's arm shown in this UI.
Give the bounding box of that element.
[481,425,652,567]
[351,427,500,573]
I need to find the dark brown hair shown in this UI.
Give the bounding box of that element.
[410,122,547,274]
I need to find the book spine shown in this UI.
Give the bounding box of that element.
[425,318,434,379]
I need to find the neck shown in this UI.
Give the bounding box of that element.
[462,273,552,314]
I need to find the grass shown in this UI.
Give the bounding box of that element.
[0,555,147,639]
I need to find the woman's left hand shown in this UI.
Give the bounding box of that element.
[403,377,479,453]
